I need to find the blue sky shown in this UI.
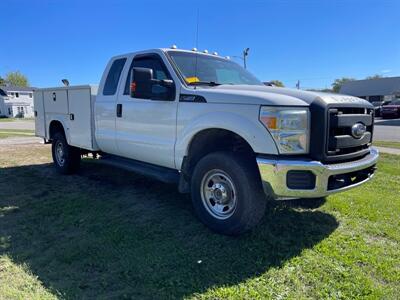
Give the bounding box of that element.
[1,0,399,89]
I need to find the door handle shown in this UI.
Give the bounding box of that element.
[70,113,74,121]
[116,104,122,118]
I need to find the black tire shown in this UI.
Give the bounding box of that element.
[191,151,267,235]
[51,132,81,174]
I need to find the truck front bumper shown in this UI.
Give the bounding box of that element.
[257,147,379,199]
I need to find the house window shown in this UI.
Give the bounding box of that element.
[29,93,33,98]
[15,92,19,98]
[8,108,12,115]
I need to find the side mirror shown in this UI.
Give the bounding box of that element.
[130,67,153,99]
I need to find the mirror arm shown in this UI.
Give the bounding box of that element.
[159,79,174,87]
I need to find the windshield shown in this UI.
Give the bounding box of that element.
[167,51,263,86]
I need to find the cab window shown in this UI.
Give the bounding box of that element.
[103,58,127,96]
[124,55,174,100]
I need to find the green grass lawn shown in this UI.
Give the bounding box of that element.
[0,118,15,122]
[374,141,400,149]
[0,118,34,122]
[0,129,34,139]
[0,145,399,299]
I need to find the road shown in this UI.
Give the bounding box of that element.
[373,118,400,142]
[0,120,34,130]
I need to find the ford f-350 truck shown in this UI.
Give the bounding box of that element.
[34,47,379,235]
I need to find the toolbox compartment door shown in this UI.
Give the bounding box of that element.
[67,87,94,150]
[43,90,68,114]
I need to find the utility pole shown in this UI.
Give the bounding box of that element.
[243,48,250,69]
[296,80,300,89]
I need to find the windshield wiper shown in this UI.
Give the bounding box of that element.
[188,81,222,86]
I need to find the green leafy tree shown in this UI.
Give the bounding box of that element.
[0,76,5,86]
[307,88,333,93]
[365,74,383,80]
[270,80,285,87]
[5,71,29,87]
[331,77,355,93]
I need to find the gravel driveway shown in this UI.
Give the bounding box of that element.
[0,136,42,145]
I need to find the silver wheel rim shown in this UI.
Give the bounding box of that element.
[55,141,65,166]
[200,169,237,220]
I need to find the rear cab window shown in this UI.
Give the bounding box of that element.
[103,58,127,96]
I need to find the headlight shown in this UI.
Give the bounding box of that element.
[259,107,310,154]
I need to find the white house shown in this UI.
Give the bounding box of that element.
[0,86,35,118]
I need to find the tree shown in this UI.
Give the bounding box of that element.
[331,77,355,93]
[270,80,285,87]
[365,74,383,80]
[5,71,29,87]
[0,76,5,86]
[307,88,333,93]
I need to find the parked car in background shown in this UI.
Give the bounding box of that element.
[372,100,391,117]
[372,101,382,117]
[381,99,400,119]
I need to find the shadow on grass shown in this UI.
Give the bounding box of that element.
[0,161,338,299]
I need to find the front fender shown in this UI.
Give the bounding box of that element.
[175,108,278,169]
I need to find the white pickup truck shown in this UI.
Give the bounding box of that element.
[34,47,379,235]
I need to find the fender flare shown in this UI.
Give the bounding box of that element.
[175,111,278,169]
[47,116,70,143]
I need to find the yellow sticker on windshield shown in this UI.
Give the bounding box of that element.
[185,76,200,83]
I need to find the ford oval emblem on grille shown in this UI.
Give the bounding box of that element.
[351,123,366,139]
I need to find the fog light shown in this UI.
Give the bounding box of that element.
[287,170,316,190]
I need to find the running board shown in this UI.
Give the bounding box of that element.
[97,154,180,184]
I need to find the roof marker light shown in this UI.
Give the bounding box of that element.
[192,47,198,51]
[212,51,218,55]
[203,49,208,53]
[225,56,230,59]
[171,45,177,49]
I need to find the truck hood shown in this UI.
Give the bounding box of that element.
[193,85,372,107]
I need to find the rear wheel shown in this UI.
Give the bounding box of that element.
[191,151,266,235]
[51,132,81,174]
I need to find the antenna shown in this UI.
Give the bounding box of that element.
[195,8,199,50]
[194,8,200,89]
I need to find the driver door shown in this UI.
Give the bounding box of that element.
[115,53,178,169]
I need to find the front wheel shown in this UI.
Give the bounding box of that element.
[51,132,81,174]
[191,151,267,235]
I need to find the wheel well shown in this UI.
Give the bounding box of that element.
[49,120,65,140]
[183,129,256,178]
